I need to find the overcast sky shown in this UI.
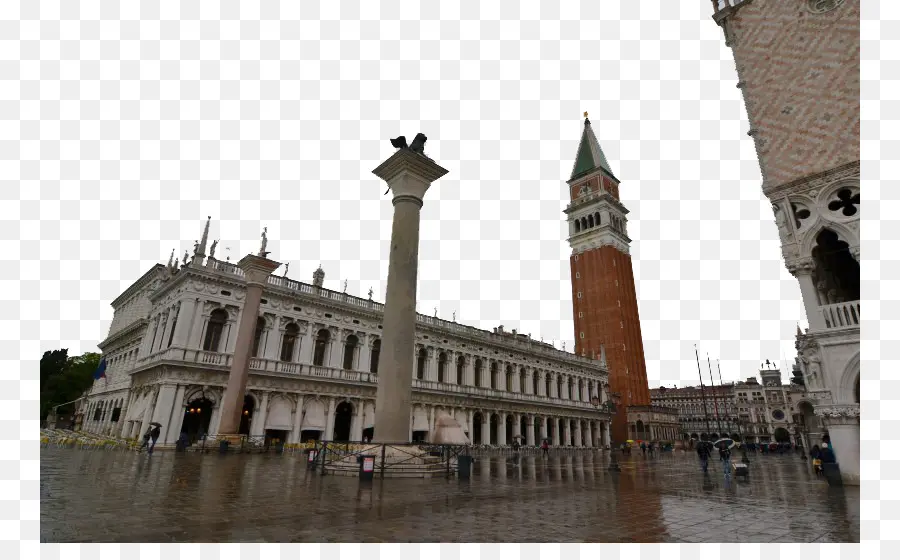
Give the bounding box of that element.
[18,1,807,386]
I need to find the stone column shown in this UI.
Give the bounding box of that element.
[324,397,336,441]
[150,384,176,440]
[498,414,507,446]
[789,261,826,330]
[164,385,186,444]
[526,415,535,446]
[264,322,281,362]
[290,395,305,443]
[481,415,490,445]
[540,417,547,441]
[817,405,861,485]
[466,357,475,386]
[217,254,281,436]
[551,418,560,446]
[297,324,313,365]
[251,392,270,435]
[586,421,593,447]
[358,335,371,373]
[351,401,363,441]
[371,144,448,442]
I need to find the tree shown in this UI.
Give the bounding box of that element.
[40,349,68,387]
[40,350,100,420]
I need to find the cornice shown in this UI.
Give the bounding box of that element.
[763,160,860,199]
[97,318,148,351]
[110,264,168,308]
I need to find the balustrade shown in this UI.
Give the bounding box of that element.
[819,300,860,330]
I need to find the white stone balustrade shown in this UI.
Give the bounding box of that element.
[819,300,860,330]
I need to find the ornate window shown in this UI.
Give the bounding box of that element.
[343,335,358,370]
[474,359,483,387]
[370,339,381,373]
[202,309,228,352]
[313,329,330,366]
[827,188,859,217]
[456,356,465,385]
[280,323,299,362]
[416,348,427,380]
[506,365,513,391]
[251,317,266,358]
[438,352,447,383]
[490,362,498,389]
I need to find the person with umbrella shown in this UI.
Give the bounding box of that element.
[139,423,163,455]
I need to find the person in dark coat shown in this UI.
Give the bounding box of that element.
[697,442,711,473]
[148,425,162,455]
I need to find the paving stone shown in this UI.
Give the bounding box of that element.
[40,448,859,543]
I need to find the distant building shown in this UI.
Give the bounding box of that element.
[651,361,822,446]
[624,405,680,443]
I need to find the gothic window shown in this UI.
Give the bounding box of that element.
[474,359,483,387]
[827,188,859,217]
[280,323,299,362]
[416,348,427,380]
[343,335,358,370]
[370,339,381,373]
[490,362,498,389]
[506,365,513,391]
[456,356,465,384]
[791,202,811,229]
[437,352,447,383]
[251,317,266,358]
[202,309,228,352]
[313,328,330,366]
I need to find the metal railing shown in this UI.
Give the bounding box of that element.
[310,441,472,478]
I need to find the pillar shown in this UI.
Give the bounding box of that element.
[217,254,281,435]
[250,392,269,435]
[324,397,336,440]
[351,401,363,441]
[150,384,176,440]
[371,142,448,442]
[526,415,535,446]
[498,414,507,446]
[540,417,547,441]
[298,325,313,364]
[171,299,199,348]
[585,422,593,448]
[481,415,490,445]
[818,406,861,485]
[358,336,371,373]
[792,263,826,330]
[552,418,560,446]
[290,395,305,443]
[164,385,186,444]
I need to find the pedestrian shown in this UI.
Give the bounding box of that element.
[721,446,732,476]
[148,424,161,455]
[640,441,647,456]
[541,438,550,458]
[138,428,152,453]
[697,441,711,473]
[512,436,521,464]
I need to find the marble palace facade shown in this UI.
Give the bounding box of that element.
[80,228,613,449]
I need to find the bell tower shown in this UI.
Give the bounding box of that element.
[565,113,651,444]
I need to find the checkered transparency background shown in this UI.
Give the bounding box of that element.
[3,0,887,554]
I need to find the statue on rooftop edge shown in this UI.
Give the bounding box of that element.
[209,239,218,259]
[259,227,268,256]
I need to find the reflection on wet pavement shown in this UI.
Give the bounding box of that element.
[41,449,859,543]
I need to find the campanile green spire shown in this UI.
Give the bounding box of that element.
[570,112,615,181]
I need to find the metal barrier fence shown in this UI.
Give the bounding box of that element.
[311,441,472,478]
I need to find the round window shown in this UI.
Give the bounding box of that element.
[772,409,785,421]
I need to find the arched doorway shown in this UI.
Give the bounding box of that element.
[490,414,500,444]
[774,427,791,442]
[370,339,381,373]
[333,401,353,441]
[416,348,427,380]
[472,412,483,444]
[202,308,228,352]
[181,397,213,444]
[281,323,299,362]
[636,420,645,440]
[505,415,514,444]
[343,335,358,370]
[547,419,556,444]
[520,415,528,442]
[239,395,254,435]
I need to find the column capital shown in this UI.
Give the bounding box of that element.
[237,254,282,285]
[815,404,860,425]
[372,149,449,202]
[786,257,815,276]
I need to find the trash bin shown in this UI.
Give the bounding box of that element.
[359,455,376,481]
[306,448,318,469]
[218,440,229,454]
[458,455,473,479]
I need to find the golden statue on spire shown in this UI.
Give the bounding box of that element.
[583,111,588,118]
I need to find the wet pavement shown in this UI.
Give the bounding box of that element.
[40,448,859,543]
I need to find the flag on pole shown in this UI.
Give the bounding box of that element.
[93,358,107,380]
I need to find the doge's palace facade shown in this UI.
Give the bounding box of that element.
[80,222,612,449]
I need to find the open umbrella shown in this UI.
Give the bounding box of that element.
[149,422,163,428]
[713,438,735,449]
